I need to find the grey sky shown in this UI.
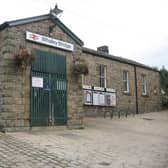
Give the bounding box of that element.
[0,0,168,69]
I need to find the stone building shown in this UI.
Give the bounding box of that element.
[0,7,161,131]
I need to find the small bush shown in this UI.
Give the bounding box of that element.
[72,63,89,76]
[162,96,168,109]
[72,57,89,77]
[14,45,35,69]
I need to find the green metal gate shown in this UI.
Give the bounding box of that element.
[30,50,67,126]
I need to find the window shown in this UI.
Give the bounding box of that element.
[142,75,147,95]
[99,65,107,87]
[123,71,129,92]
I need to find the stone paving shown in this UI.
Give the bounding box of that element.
[0,133,82,168]
[0,111,168,168]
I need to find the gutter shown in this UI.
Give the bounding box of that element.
[134,65,139,114]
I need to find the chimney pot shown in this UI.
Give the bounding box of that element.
[97,45,109,54]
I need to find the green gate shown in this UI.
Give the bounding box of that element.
[30,50,67,126]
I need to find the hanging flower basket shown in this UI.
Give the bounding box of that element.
[14,45,35,69]
[72,63,89,75]
[72,57,89,76]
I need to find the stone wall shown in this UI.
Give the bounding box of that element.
[0,18,162,131]
[136,67,161,113]
[0,19,84,130]
[82,52,161,116]
[0,28,26,131]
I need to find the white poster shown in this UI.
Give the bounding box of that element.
[99,93,105,105]
[32,77,43,88]
[93,92,99,105]
[105,93,116,106]
[83,90,92,105]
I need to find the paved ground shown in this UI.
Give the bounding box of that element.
[0,111,168,168]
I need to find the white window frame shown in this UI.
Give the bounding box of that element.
[99,65,107,88]
[142,75,147,95]
[123,71,129,93]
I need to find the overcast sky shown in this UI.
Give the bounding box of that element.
[0,0,168,69]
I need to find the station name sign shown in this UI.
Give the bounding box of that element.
[26,31,74,51]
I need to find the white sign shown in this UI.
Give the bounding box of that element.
[106,88,116,93]
[26,31,74,51]
[94,86,104,91]
[32,77,43,88]
[99,93,105,105]
[105,93,116,106]
[82,85,92,90]
[83,90,92,105]
[93,92,99,105]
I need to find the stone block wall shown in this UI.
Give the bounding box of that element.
[82,52,161,116]
[82,52,137,116]
[0,28,26,130]
[0,19,84,130]
[136,67,161,113]
[0,17,162,130]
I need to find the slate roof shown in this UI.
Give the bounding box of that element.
[0,14,84,46]
[82,47,159,72]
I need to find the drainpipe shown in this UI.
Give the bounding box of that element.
[134,65,139,114]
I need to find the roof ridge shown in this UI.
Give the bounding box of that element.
[0,14,84,46]
[82,47,159,72]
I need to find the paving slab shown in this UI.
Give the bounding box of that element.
[0,111,168,168]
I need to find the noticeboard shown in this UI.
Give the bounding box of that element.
[93,91,100,105]
[83,90,92,105]
[83,87,117,106]
[93,91,106,106]
[105,92,116,106]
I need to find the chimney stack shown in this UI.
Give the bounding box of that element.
[97,45,109,54]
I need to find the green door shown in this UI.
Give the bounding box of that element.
[30,50,67,126]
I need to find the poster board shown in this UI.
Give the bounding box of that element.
[93,91,106,106]
[83,86,116,106]
[83,90,92,105]
[93,91,99,105]
[105,92,116,106]
[99,92,105,105]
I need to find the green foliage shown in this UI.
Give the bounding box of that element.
[160,66,168,94]
[72,57,89,77]
[72,63,88,76]
[14,45,35,69]
[162,96,168,108]
[160,66,168,108]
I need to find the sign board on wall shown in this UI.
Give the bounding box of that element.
[105,93,116,106]
[99,92,105,105]
[93,92,99,105]
[26,31,74,51]
[83,90,92,105]
[32,77,43,88]
[93,91,106,106]
[93,91,116,106]
[106,88,116,93]
[82,85,92,90]
[94,86,104,91]
[83,86,117,106]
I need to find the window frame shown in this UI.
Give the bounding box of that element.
[142,75,147,95]
[123,70,130,93]
[99,64,107,88]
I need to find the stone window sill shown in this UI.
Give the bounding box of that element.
[141,94,149,97]
[123,91,131,96]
